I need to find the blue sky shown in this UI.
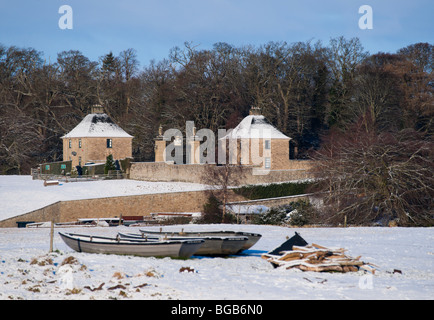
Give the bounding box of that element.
[0,0,432,67]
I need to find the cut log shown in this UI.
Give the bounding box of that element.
[297,264,344,273]
[264,240,376,273]
[343,266,359,272]
[44,180,59,187]
[311,243,327,250]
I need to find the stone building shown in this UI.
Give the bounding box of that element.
[153,107,293,170]
[61,105,133,168]
[219,107,292,170]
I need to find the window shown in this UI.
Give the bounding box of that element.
[78,156,82,166]
[265,157,271,169]
[265,140,271,150]
[69,139,72,148]
[78,139,82,148]
[107,139,112,148]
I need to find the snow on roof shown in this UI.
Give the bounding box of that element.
[226,204,269,214]
[150,212,202,217]
[220,115,290,140]
[61,113,133,139]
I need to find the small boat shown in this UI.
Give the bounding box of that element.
[137,228,262,254]
[58,232,204,259]
[119,232,248,256]
[192,230,262,252]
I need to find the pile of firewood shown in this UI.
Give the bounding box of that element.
[262,243,376,274]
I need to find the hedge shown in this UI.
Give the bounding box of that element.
[233,181,313,200]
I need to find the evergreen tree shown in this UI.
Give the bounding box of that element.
[102,51,118,79]
[104,154,116,174]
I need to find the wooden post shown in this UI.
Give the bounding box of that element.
[49,220,54,253]
[344,215,347,228]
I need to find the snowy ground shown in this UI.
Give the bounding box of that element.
[0,175,433,301]
[0,224,433,300]
[0,175,209,221]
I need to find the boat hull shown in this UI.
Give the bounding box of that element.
[139,229,262,253]
[119,232,248,256]
[59,232,203,258]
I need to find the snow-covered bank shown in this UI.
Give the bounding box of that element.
[0,175,209,221]
[0,224,433,300]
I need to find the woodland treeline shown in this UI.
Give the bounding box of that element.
[0,37,432,174]
[1,37,433,226]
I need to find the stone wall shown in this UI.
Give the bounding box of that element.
[129,160,315,185]
[270,139,291,170]
[1,160,317,228]
[63,137,132,167]
[0,191,320,228]
[0,202,62,228]
[0,190,245,228]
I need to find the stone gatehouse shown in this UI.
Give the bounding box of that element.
[61,105,133,168]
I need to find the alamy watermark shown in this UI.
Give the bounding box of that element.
[58,5,373,31]
[358,274,374,289]
[160,121,273,175]
[57,264,75,290]
[57,4,373,31]
[58,5,73,30]
[359,5,373,30]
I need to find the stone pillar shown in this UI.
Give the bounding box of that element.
[154,125,166,162]
[188,126,201,164]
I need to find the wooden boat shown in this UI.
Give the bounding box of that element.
[139,229,262,252]
[119,231,248,256]
[190,230,262,252]
[136,228,261,254]
[58,232,204,259]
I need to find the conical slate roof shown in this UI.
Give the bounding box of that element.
[221,115,290,140]
[61,113,133,139]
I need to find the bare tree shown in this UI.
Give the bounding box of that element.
[351,54,404,132]
[397,43,434,134]
[0,108,43,174]
[201,163,245,223]
[326,36,369,128]
[57,50,98,113]
[313,123,434,226]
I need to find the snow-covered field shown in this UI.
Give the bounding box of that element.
[0,224,433,300]
[0,175,433,301]
[0,175,209,221]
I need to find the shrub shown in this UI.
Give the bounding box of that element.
[104,154,116,174]
[252,207,288,225]
[233,181,313,200]
[252,200,317,226]
[199,194,236,224]
[287,200,315,226]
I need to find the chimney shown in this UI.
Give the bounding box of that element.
[91,104,104,114]
[249,106,261,116]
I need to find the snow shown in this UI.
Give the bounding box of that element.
[0,225,433,300]
[0,175,433,300]
[0,175,209,221]
[221,115,290,140]
[226,204,269,214]
[61,113,133,138]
